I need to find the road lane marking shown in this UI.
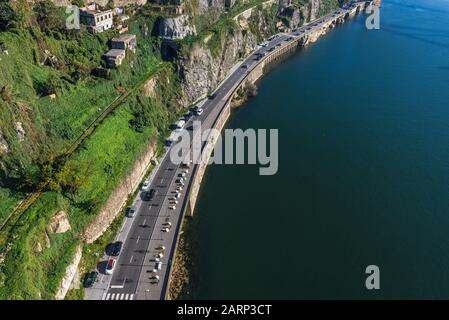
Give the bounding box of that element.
[110,285,124,289]
[130,255,134,263]
[136,236,140,244]
[143,219,146,225]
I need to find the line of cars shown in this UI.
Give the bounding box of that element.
[148,162,191,284]
[165,106,203,147]
[83,241,123,288]
[84,177,155,287]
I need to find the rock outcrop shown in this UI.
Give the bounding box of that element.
[34,232,51,253]
[55,245,82,300]
[143,78,157,97]
[280,6,301,28]
[48,211,71,234]
[310,0,320,21]
[178,29,257,104]
[176,3,282,106]
[0,129,8,154]
[15,122,25,142]
[159,15,196,40]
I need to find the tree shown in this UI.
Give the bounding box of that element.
[34,0,64,34]
[71,0,85,7]
[0,1,15,31]
[129,96,154,133]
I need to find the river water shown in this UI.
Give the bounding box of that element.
[184,0,449,299]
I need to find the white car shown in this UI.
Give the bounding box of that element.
[141,180,150,191]
[105,258,116,275]
[194,108,204,116]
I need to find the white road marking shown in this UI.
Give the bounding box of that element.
[136,236,140,244]
[120,293,125,300]
[130,294,134,300]
[105,293,110,300]
[110,293,116,300]
[125,293,129,300]
[129,255,134,263]
[110,285,124,289]
[143,219,146,225]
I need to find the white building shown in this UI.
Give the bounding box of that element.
[80,4,114,33]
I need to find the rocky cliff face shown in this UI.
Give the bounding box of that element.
[177,26,258,105]
[175,0,335,105]
[54,245,82,300]
[159,15,197,40]
[310,0,320,20]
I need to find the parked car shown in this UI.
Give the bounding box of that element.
[105,258,116,275]
[111,241,123,257]
[194,108,204,116]
[182,111,192,121]
[141,180,150,191]
[181,161,191,169]
[127,206,137,218]
[83,271,98,288]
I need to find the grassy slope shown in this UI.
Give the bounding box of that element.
[0,65,179,298]
[0,7,181,299]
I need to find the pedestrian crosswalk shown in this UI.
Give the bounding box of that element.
[104,293,135,300]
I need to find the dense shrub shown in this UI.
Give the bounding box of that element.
[0,0,15,31]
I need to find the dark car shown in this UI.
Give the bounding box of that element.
[182,112,192,121]
[83,271,98,288]
[111,241,123,256]
[144,189,157,201]
[208,93,216,99]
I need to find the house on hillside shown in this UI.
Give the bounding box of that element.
[103,49,126,68]
[80,4,114,33]
[111,34,137,53]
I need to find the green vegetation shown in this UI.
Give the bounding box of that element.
[0,187,24,223]
[0,0,182,299]
[0,0,343,300]
[0,64,179,298]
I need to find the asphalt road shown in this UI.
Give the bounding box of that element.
[89,3,361,300]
